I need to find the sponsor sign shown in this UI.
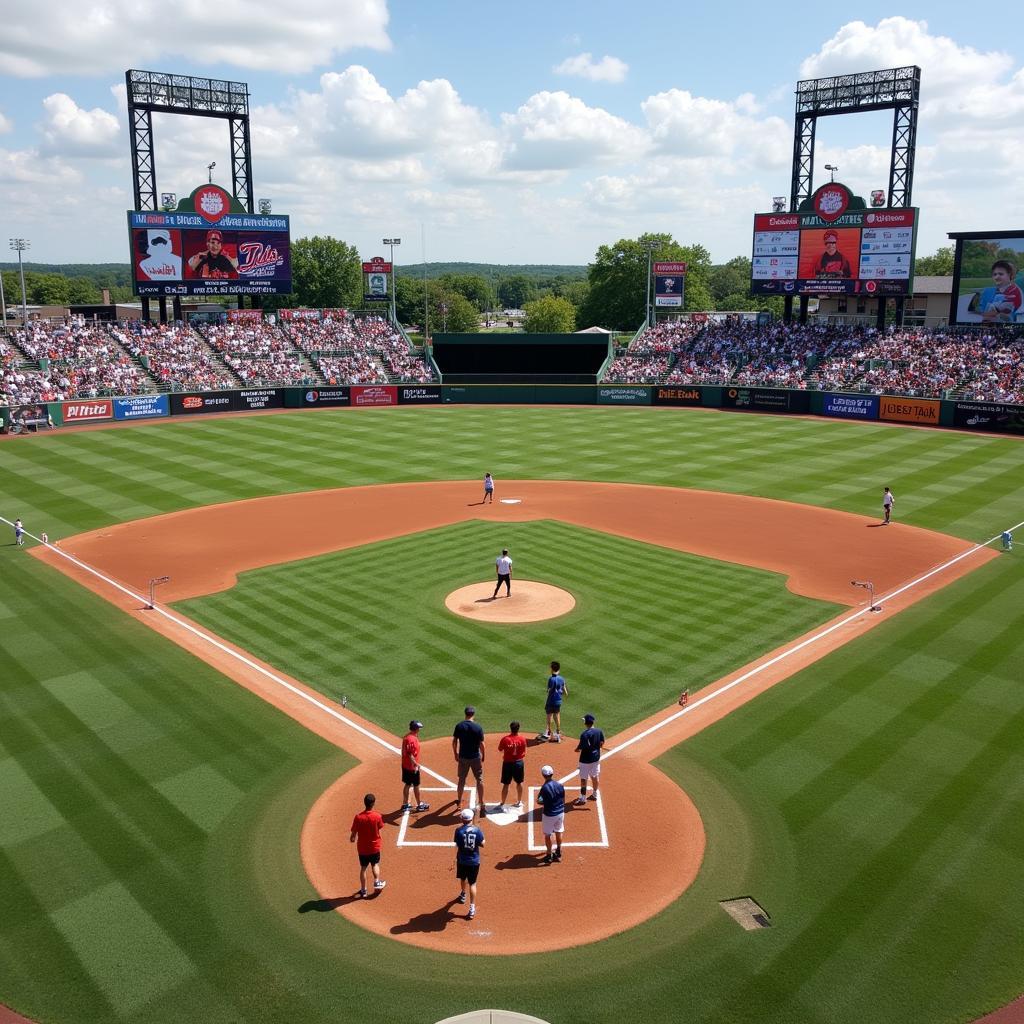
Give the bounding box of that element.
[301,387,350,407]
[62,399,113,423]
[879,396,940,425]
[278,308,322,321]
[226,309,264,323]
[9,404,54,430]
[822,393,880,420]
[653,261,688,274]
[654,274,684,308]
[653,386,704,407]
[722,387,810,414]
[170,392,234,416]
[397,385,443,404]
[113,395,170,421]
[236,389,283,411]
[597,386,651,406]
[951,401,1024,434]
[351,385,398,407]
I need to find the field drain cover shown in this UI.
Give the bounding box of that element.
[720,897,771,930]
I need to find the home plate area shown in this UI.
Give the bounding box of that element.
[396,788,608,850]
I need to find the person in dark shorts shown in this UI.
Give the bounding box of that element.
[400,720,429,813]
[540,661,568,742]
[483,473,494,504]
[497,720,527,812]
[452,706,487,816]
[454,806,485,920]
[493,548,512,598]
[349,792,386,897]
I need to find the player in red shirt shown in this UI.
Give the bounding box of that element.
[349,793,386,897]
[400,720,430,813]
[497,720,528,812]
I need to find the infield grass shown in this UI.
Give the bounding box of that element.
[174,519,841,737]
[1,405,1022,1024]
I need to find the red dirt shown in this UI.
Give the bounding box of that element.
[32,481,997,958]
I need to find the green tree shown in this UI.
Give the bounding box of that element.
[288,236,362,310]
[522,295,577,333]
[578,233,714,330]
[914,246,954,276]
[428,288,479,334]
[67,278,101,304]
[709,257,752,304]
[439,273,491,312]
[496,274,535,310]
[553,279,590,309]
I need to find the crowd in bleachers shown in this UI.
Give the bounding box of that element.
[199,321,310,386]
[113,321,234,392]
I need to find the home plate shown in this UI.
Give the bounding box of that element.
[499,498,522,504]
[481,805,525,827]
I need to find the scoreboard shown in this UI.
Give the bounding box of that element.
[750,188,917,297]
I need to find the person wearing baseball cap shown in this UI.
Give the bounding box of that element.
[400,720,429,813]
[816,230,852,279]
[187,227,239,279]
[537,764,565,864]
[453,806,485,921]
[452,706,486,817]
[574,713,606,805]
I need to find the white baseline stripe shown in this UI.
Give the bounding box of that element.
[2,517,459,789]
[596,521,1023,765]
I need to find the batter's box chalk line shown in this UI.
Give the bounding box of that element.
[395,787,609,850]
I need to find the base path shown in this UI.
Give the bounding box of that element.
[32,481,997,956]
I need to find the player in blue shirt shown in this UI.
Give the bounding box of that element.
[574,713,606,805]
[540,660,569,742]
[453,807,485,920]
[537,764,565,863]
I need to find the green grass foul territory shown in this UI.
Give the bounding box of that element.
[0,405,1022,1024]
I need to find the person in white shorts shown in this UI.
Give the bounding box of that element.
[574,713,605,805]
[537,764,565,864]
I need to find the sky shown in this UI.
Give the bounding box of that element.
[3,1,1024,267]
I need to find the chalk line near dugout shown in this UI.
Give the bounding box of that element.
[5,515,1018,798]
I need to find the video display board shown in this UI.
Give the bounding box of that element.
[128,183,291,297]
[751,183,916,297]
[948,233,1024,325]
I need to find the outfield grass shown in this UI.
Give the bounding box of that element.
[0,406,1022,1024]
[174,520,841,737]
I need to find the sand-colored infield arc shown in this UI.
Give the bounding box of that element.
[33,481,997,957]
[445,580,575,622]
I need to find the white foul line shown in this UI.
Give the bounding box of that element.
[596,521,1023,765]
[1,517,458,789]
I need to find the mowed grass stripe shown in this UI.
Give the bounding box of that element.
[176,520,841,737]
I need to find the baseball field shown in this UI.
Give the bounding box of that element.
[1,404,1022,1024]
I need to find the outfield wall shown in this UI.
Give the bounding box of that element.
[2,386,1023,436]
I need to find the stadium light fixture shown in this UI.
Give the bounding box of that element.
[383,238,401,322]
[9,238,30,324]
[207,160,216,183]
[643,239,658,328]
[824,164,838,183]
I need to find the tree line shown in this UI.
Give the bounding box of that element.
[3,241,957,332]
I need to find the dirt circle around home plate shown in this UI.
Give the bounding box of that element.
[444,580,576,623]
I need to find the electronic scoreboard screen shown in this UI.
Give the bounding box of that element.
[751,184,917,297]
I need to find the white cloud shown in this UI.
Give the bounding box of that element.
[0,147,81,185]
[642,88,789,167]
[0,0,390,77]
[554,52,628,84]
[502,91,646,170]
[39,93,120,157]
[0,110,11,134]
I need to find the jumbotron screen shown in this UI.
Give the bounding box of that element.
[750,191,917,297]
[128,183,292,297]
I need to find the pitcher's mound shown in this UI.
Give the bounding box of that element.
[445,580,576,623]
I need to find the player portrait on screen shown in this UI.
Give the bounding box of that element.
[186,229,239,280]
[135,229,183,281]
[816,230,853,278]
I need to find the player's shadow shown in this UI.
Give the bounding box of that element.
[390,899,461,934]
[495,853,546,870]
[866,523,888,528]
[475,596,498,603]
[297,895,363,913]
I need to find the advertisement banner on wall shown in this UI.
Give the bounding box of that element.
[951,400,1024,434]
[653,386,704,406]
[170,392,234,416]
[879,396,940,425]
[822,393,880,420]
[301,387,350,407]
[597,386,652,405]
[8,404,55,430]
[722,387,810,414]
[114,395,170,420]
[351,385,398,407]
[62,399,113,423]
[397,385,443,404]
[235,389,283,411]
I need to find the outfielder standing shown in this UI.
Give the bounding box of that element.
[14,518,25,546]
